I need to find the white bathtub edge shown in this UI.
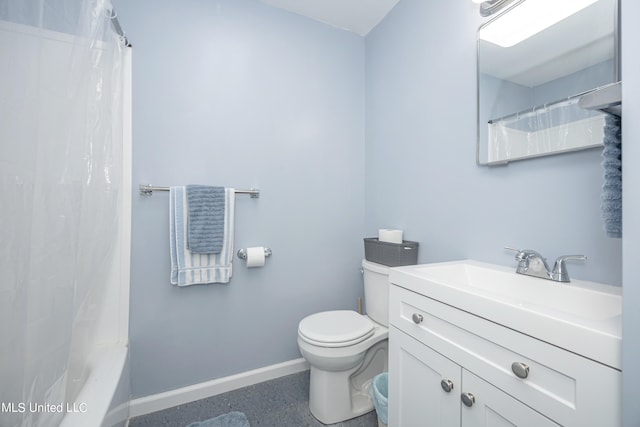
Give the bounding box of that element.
[129,358,310,418]
[103,400,130,427]
[60,344,129,427]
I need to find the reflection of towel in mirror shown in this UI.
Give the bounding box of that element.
[601,114,622,238]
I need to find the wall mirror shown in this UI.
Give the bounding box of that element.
[477,0,619,165]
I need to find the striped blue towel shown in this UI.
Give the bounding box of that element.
[186,185,225,253]
[170,186,235,285]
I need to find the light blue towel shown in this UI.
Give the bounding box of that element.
[601,114,622,238]
[186,185,225,254]
[185,411,250,427]
[170,186,235,285]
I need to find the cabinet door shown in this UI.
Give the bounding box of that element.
[461,370,560,427]
[389,326,461,427]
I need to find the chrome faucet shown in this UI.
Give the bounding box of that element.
[505,247,586,282]
[550,254,588,282]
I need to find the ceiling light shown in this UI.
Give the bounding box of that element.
[471,0,485,4]
[479,0,599,47]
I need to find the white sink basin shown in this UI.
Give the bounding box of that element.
[389,260,622,369]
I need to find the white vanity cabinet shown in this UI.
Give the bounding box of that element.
[388,284,621,427]
[389,327,461,427]
[390,329,560,427]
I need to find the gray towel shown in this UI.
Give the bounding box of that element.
[601,114,622,238]
[186,185,226,253]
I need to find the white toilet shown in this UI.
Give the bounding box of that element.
[297,259,390,425]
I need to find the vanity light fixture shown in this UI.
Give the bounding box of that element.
[477,0,518,18]
[479,0,599,47]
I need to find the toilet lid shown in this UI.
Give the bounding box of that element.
[298,310,375,347]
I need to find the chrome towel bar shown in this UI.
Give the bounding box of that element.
[139,184,259,198]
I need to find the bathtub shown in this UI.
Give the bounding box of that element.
[59,344,130,427]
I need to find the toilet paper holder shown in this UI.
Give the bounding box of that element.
[237,247,272,260]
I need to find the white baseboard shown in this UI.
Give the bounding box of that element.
[129,358,310,418]
[103,401,130,427]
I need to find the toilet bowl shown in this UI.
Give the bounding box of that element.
[297,260,390,425]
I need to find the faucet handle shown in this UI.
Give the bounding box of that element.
[552,255,587,282]
[505,246,543,261]
[504,246,525,260]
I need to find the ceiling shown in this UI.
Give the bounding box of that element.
[258,0,400,36]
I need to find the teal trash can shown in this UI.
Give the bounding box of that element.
[369,372,388,427]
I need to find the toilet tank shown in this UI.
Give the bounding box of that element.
[362,259,390,327]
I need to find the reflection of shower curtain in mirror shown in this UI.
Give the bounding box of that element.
[0,1,126,426]
[487,98,606,163]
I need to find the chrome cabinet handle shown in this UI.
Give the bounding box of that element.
[511,362,530,379]
[440,379,454,393]
[412,313,424,324]
[461,392,475,407]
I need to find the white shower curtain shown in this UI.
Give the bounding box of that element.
[0,1,126,426]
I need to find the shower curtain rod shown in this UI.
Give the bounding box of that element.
[109,9,131,47]
[139,184,260,198]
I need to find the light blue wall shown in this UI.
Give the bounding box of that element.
[621,0,640,425]
[113,0,365,398]
[365,0,621,285]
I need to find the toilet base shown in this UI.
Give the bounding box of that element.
[309,367,374,424]
[308,340,388,425]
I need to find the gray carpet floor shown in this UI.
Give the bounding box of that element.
[128,370,379,427]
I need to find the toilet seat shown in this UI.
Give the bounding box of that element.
[298,310,375,348]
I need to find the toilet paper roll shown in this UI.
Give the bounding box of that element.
[378,229,403,244]
[245,246,266,268]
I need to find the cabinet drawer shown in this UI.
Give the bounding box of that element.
[390,285,621,427]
